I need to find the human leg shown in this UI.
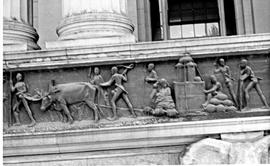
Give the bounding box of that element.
[110,88,122,120]
[60,103,74,124]
[21,98,36,127]
[226,82,238,107]
[202,93,212,108]
[13,110,21,126]
[243,81,255,110]
[85,100,99,122]
[254,83,269,108]
[122,93,136,118]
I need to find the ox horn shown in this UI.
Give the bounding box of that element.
[34,88,46,99]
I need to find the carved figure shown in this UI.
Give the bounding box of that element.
[100,64,137,120]
[202,75,237,112]
[40,82,102,124]
[145,78,178,117]
[88,67,109,106]
[145,63,158,83]
[10,73,37,127]
[239,59,269,111]
[214,58,238,106]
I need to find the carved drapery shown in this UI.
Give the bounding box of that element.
[3,0,40,51]
[57,0,134,41]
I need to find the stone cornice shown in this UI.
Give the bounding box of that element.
[4,116,270,157]
[3,33,270,71]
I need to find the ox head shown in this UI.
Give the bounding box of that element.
[35,88,53,111]
[40,94,53,111]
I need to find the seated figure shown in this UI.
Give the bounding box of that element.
[202,75,237,112]
[145,78,178,117]
[202,75,222,108]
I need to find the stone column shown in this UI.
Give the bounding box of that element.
[3,0,40,52]
[46,0,135,49]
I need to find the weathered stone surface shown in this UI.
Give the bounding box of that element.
[181,138,231,164]
[4,146,183,166]
[181,134,270,164]
[221,131,264,142]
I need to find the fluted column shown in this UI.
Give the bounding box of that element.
[54,0,135,46]
[3,0,40,51]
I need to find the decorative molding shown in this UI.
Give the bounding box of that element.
[3,33,270,71]
[4,116,270,157]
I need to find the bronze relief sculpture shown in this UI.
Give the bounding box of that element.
[239,59,269,111]
[145,63,158,83]
[202,75,237,112]
[88,67,109,106]
[10,73,39,127]
[144,78,178,117]
[4,56,269,129]
[214,58,238,107]
[100,64,137,120]
[39,82,103,123]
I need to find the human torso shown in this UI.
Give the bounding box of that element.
[112,73,126,92]
[148,70,157,78]
[241,66,256,81]
[15,82,27,94]
[91,75,104,85]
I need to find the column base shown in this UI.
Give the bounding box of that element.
[57,13,134,41]
[4,43,29,52]
[3,19,40,52]
[45,35,136,49]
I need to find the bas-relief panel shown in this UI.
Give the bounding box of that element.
[3,53,270,133]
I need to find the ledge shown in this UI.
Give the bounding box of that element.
[4,116,270,157]
[3,33,270,71]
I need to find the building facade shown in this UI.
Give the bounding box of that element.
[3,0,270,165]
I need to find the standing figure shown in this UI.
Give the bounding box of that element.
[145,63,158,83]
[239,59,269,110]
[202,75,222,107]
[88,67,109,106]
[100,64,137,120]
[214,58,238,106]
[10,73,36,127]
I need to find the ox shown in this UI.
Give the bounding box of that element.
[40,82,101,124]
